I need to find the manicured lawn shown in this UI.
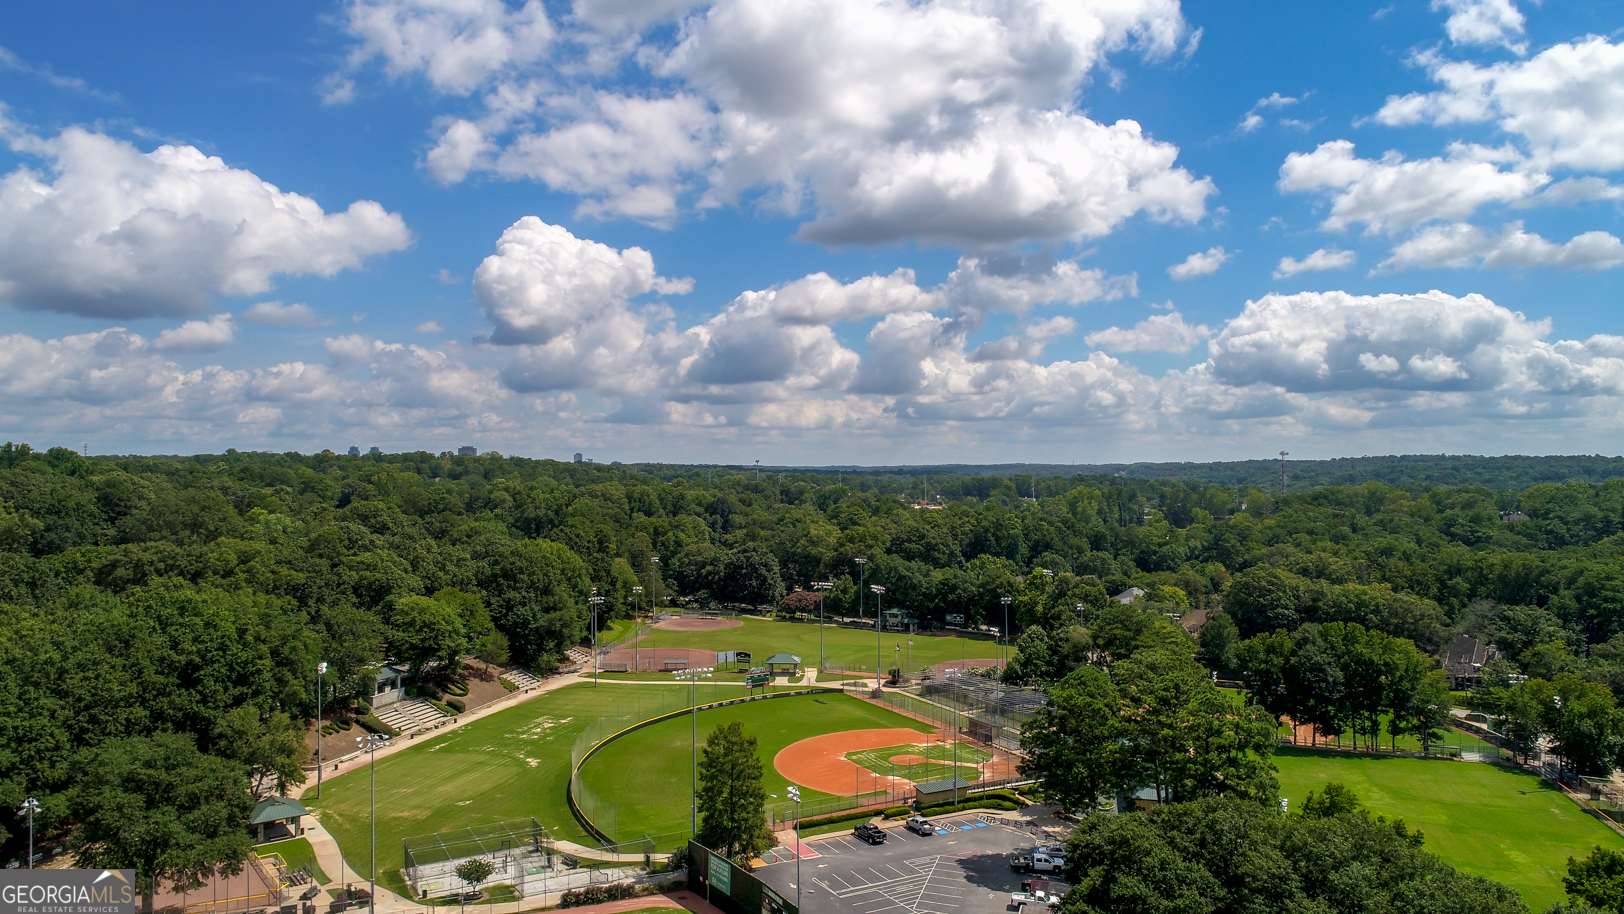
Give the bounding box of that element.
[1275,748,1624,910]
[1276,715,1499,754]
[257,837,330,885]
[576,691,933,842]
[305,682,741,897]
[613,615,999,674]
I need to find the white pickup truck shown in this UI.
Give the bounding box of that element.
[1009,848,1065,874]
[1008,889,1060,911]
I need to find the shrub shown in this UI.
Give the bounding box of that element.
[427,699,455,716]
[797,808,882,829]
[357,701,372,715]
[917,799,1018,816]
[499,677,518,692]
[336,719,354,731]
[445,696,466,713]
[883,806,913,819]
[445,681,470,697]
[560,884,638,907]
[356,713,400,737]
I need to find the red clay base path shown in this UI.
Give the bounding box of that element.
[773,727,930,795]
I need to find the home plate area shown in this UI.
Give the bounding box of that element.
[756,815,1051,914]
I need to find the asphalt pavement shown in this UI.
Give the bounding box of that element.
[755,814,1066,914]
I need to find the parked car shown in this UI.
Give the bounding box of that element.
[905,816,937,835]
[1010,849,1064,874]
[853,823,888,844]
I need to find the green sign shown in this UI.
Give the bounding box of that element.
[709,852,732,896]
[746,674,770,687]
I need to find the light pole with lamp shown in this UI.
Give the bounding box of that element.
[589,591,604,687]
[649,556,661,616]
[871,585,885,690]
[786,786,802,911]
[674,666,714,833]
[854,558,867,622]
[812,582,832,670]
[357,733,391,911]
[999,596,1013,667]
[632,586,643,670]
[316,662,327,798]
[1077,603,1085,628]
[18,797,39,868]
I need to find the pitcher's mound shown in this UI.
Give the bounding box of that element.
[654,617,743,631]
[887,754,927,765]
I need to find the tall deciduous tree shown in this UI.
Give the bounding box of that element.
[1565,845,1624,914]
[391,595,468,678]
[1020,666,1121,814]
[68,734,253,914]
[695,721,772,862]
[212,708,309,795]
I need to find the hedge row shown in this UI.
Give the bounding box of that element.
[445,681,470,697]
[445,696,466,713]
[560,884,638,907]
[796,808,880,830]
[427,699,455,716]
[918,799,1019,816]
[499,677,518,692]
[357,713,399,738]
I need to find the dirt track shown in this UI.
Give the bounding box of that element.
[654,617,743,631]
[772,727,931,796]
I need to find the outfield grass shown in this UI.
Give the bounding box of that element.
[305,682,742,896]
[576,691,933,841]
[1275,716,1498,754]
[615,616,999,674]
[1275,748,1624,910]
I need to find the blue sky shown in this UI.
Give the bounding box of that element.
[1,0,1621,464]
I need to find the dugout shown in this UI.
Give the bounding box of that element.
[914,777,972,806]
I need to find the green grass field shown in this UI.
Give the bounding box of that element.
[1275,749,1624,910]
[1275,716,1498,754]
[845,741,991,783]
[257,837,329,885]
[609,616,1000,674]
[305,682,744,896]
[576,691,933,842]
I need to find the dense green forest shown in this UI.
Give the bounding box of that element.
[3,443,1624,870]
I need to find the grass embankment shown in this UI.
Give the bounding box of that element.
[1275,748,1624,910]
[577,691,933,841]
[257,837,330,885]
[306,682,740,897]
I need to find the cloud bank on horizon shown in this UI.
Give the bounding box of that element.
[0,0,1621,462]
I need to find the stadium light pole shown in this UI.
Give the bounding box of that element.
[357,733,390,911]
[999,596,1013,667]
[812,581,832,670]
[676,666,714,834]
[787,786,802,911]
[18,797,39,868]
[316,662,327,798]
[649,556,661,615]
[855,557,866,621]
[871,585,885,690]
[632,587,643,670]
[1077,603,1085,628]
[589,590,604,687]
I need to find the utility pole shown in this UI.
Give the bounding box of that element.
[856,557,867,621]
[1279,450,1289,497]
[589,590,603,687]
[871,585,885,690]
[812,581,832,670]
[18,798,39,868]
[632,587,643,670]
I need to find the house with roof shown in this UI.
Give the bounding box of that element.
[249,796,309,844]
[372,662,410,707]
[1439,634,1499,690]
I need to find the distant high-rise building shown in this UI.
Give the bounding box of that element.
[457,445,478,456]
[368,446,381,455]
[347,446,360,456]
[573,453,583,463]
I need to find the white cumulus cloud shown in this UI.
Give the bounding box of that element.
[334,0,554,96]
[1279,139,1547,233]
[241,301,330,327]
[1376,222,1624,273]
[1432,0,1526,53]
[1274,247,1357,278]
[0,123,412,319]
[1168,247,1230,280]
[1085,310,1210,353]
[154,314,237,351]
[1375,37,1624,172]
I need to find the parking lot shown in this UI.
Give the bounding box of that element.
[755,814,1068,914]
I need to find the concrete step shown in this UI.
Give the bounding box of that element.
[505,668,543,689]
[375,698,449,732]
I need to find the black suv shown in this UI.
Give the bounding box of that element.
[853,823,887,844]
